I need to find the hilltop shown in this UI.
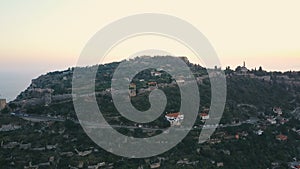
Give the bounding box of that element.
[1,56,300,169]
[8,56,300,121]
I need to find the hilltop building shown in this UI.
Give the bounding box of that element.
[0,99,7,110]
[235,61,249,76]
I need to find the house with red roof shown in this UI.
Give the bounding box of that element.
[276,134,288,141]
[289,161,300,169]
[148,82,158,90]
[165,112,184,126]
[200,113,210,120]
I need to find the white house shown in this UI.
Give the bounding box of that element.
[273,107,283,115]
[165,112,184,126]
[255,129,264,136]
[267,118,277,124]
[200,113,210,120]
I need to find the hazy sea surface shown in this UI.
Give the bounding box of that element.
[0,72,34,101]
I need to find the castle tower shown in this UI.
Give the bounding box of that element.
[0,99,7,110]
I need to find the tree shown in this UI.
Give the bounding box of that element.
[0,107,9,114]
[225,66,234,74]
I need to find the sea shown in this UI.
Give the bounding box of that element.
[0,72,35,102]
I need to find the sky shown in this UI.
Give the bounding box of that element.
[0,0,300,101]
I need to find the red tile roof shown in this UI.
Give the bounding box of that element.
[166,112,180,118]
[276,134,288,141]
[200,113,209,117]
[148,82,157,86]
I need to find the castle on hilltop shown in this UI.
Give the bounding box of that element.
[235,61,249,75]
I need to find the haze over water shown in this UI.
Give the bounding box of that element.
[1,0,300,101]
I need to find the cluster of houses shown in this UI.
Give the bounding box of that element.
[164,108,211,127]
[201,105,292,145]
[24,161,52,169]
[128,81,159,97]
[1,141,57,151]
[229,62,300,87]
[23,158,111,169]
[1,139,107,169]
[255,107,289,141]
[145,156,205,169]
[176,158,199,165]
[0,124,21,132]
[207,131,248,145]
[71,161,112,169]
[126,61,299,102]
[127,65,190,98]
[265,107,289,125]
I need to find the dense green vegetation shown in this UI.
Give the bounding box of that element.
[1,57,300,168]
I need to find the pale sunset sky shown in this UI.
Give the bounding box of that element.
[0,0,299,100]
